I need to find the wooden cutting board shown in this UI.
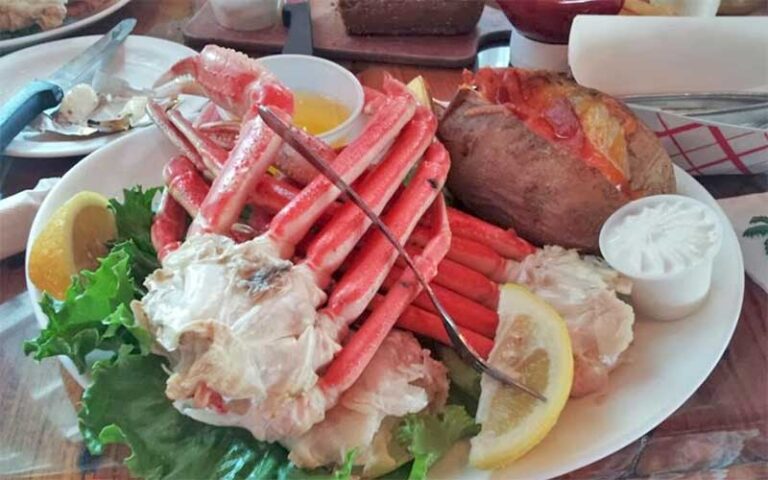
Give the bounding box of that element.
[183,1,513,67]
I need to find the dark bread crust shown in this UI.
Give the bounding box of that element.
[338,0,483,36]
[438,88,675,251]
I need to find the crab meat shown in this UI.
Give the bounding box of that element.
[286,330,448,473]
[140,142,450,441]
[141,46,547,469]
[511,246,635,397]
[140,48,459,446]
[133,234,341,437]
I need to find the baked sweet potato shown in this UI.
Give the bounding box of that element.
[438,68,675,251]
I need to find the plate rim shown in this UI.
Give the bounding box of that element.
[0,35,198,159]
[0,0,133,52]
[23,126,746,479]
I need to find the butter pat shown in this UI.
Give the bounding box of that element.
[210,0,282,32]
[599,195,723,321]
[59,84,99,124]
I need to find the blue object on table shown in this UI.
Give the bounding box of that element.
[0,18,136,153]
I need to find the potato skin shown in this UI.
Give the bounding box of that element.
[438,88,675,251]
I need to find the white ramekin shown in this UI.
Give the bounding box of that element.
[209,0,283,31]
[258,54,365,146]
[599,194,724,321]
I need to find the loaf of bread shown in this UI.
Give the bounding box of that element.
[338,0,484,36]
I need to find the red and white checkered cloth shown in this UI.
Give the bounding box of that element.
[631,106,768,175]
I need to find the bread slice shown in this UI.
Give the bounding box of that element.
[338,0,483,36]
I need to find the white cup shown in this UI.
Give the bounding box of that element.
[210,0,283,32]
[258,54,365,146]
[509,27,569,72]
[599,195,724,321]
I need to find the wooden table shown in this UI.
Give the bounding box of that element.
[1,2,766,479]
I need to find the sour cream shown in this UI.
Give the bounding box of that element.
[599,195,723,321]
[601,197,720,278]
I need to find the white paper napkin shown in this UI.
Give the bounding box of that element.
[569,16,768,96]
[718,192,768,293]
[0,178,59,261]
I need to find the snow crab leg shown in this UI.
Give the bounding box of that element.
[157,150,505,344]
[141,54,542,454]
[266,95,416,257]
[150,190,187,261]
[152,45,295,236]
[152,138,527,344]
[142,69,455,441]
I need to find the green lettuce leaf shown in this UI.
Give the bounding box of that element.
[278,449,357,480]
[108,186,161,283]
[24,248,150,372]
[24,186,162,370]
[81,352,358,480]
[111,239,160,289]
[397,405,479,480]
[109,186,160,257]
[436,346,481,417]
[331,450,357,480]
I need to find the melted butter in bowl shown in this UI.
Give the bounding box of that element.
[292,91,352,136]
[257,54,365,146]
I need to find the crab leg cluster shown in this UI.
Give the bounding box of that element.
[145,45,535,438]
[150,67,535,357]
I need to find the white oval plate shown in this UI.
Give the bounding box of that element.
[0,35,203,158]
[0,0,132,53]
[25,127,744,479]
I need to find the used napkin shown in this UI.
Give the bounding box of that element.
[569,16,768,96]
[0,178,59,261]
[718,192,768,293]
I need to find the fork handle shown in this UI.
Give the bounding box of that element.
[0,80,63,154]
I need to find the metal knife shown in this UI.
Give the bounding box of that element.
[282,0,313,56]
[0,18,136,153]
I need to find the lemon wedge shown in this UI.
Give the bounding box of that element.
[28,191,117,299]
[406,75,433,111]
[470,284,573,469]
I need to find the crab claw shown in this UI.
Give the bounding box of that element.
[154,45,294,119]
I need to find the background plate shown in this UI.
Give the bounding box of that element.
[0,35,203,158]
[0,0,132,53]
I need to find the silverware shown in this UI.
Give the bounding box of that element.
[0,18,136,152]
[258,105,546,401]
[624,92,768,115]
[29,76,170,138]
[625,92,768,130]
[686,102,768,130]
